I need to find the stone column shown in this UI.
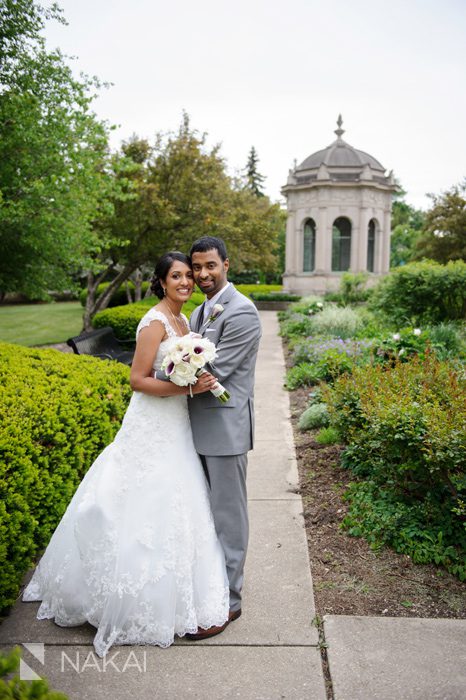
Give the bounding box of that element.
[381,208,392,272]
[350,209,360,272]
[358,207,369,271]
[284,210,296,275]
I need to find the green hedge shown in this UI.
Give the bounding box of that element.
[250,292,300,302]
[370,260,466,324]
[323,355,466,579]
[0,343,131,612]
[79,281,151,307]
[93,285,283,340]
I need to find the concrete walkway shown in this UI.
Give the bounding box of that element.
[2,311,466,699]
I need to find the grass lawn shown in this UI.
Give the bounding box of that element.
[0,302,84,346]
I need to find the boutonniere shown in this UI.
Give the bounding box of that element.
[208,303,224,323]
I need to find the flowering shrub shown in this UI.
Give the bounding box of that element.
[293,337,373,366]
[322,355,466,579]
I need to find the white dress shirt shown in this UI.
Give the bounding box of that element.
[203,282,230,323]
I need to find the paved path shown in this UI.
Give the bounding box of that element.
[0,311,326,699]
[2,311,466,699]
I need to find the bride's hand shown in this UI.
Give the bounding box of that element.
[192,371,218,394]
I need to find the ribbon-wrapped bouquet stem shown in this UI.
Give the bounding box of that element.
[161,333,230,403]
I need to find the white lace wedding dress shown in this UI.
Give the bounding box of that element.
[22,309,229,657]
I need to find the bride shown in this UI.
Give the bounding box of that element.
[22,251,230,657]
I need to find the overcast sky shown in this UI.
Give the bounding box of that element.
[43,0,466,210]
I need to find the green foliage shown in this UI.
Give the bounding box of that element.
[342,481,466,580]
[415,180,466,263]
[339,272,370,304]
[0,342,131,611]
[244,145,266,197]
[0,0,111,301]
[369,260,466,324]
[323,355,466,579]
[285,363,322,389]
[250,292,300,302]
[390,224,423,268]
[280,314,314,341]
[92,285,279,339]
[0,647,68,699]
[79,281,151,307]
[315,427,341,445]
[308,305,363,339]
[298,403,330,431]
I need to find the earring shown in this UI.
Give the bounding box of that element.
[163,287,166,296]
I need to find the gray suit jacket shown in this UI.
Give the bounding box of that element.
[188,284,261,456]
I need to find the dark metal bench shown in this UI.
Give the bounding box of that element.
[66,326,134,365]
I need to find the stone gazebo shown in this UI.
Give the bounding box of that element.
[282,116,397,294]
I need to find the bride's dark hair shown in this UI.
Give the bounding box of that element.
[150,252,191,299]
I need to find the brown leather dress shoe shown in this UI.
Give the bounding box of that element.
[185,608,242,641]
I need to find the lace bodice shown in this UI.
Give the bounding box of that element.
[136,308,190,370]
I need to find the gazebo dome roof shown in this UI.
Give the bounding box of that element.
[296,116,386,175]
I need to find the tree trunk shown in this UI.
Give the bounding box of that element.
[82,264,137,331]
[125,281,133,304]
[134,268,143,302]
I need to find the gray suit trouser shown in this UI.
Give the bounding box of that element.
[200,453,248,612]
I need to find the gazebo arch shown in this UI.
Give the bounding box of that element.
[367,218,379,272]
[332,216,352,271]
[303,218,316,272]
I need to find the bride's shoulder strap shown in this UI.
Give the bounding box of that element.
[136,308,174,340]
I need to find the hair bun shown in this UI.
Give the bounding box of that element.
[150,276,164,299]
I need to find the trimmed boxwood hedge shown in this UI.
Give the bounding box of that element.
[0,343,131,613]
[93,285,284,340]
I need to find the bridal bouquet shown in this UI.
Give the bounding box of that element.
[161,334,230,403]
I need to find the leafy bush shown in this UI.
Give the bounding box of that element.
[339,272,371,304]
[80,281,151,307]
[279,313,314,340]
[0,343,131,611]
[285,363,322,389]
[298,403,330,430]
[308,305,363,339]
[0,647,68,699]
[370,260,466,324]
[285,349,356,389]
[323,355,466,578]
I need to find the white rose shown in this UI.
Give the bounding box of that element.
[392,333,401,341]
[213,303,224,315]
[413,328,421,336]
[171,362,196,386]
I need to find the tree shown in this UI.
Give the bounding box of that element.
[82,117,284,327]
[390,186,425,268]
[414,181,466,263]
[0,0,110,300]
[244,146,266,197]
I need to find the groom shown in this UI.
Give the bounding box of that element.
[186,236,262,640]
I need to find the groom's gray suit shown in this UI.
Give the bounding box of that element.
[189,284,261,611]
